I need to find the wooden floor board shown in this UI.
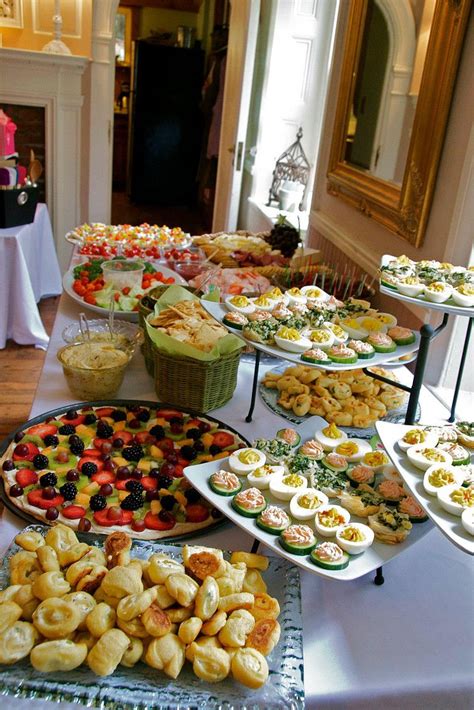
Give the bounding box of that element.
[0,296,59,441]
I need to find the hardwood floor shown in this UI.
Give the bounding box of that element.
[0,296,59,441]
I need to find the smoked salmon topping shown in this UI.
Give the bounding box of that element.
[234,487,266,510]
[282,524,315,545]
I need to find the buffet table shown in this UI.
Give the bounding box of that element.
[0,204,62,349]
[0,291,473,709]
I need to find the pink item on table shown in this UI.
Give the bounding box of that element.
[0,109,17,157]
[17,165,27,184]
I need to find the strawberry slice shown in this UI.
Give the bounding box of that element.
[13,442,40,462]
[16,468,38,488]
[93,507,134,527]
[173,464,184,478]
[159,437,175,452]
[82,448,102,458]
[26,423,59,440]
[78,457,104,473]
[115,478,134,490]
[112,431,134,446]
[62,505,86,519]
[144,511,176,531]
[134,431,155,445]
[91,471,116,485]
[27,489,64,510]
[185,504,210,523]
[95,407,116,418]
[156,409,183,421]
[141,476,158,491]
[59,414,86,427]
[212,432,235,449]
[94,438,112,449]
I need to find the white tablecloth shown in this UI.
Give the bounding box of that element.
[0,203,62,349]
[1,292,473,709]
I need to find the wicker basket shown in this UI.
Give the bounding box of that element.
[139,285,197,376]
[153,347,241,412]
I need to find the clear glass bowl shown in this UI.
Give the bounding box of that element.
[62,319,142,354]
[57,342,133,399]
[101,258,145,290]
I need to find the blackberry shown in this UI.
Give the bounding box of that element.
[193,440,205,453]
[211,507,223,519]
[33,454,50,470]
[186,428,201,441]
[84,413,97,425]
[65,409,79,420]
[122,444,144,462]
[160,494,176,511]
[58,424,75,435]
[81,461,98,477]
[90,494,107,511]
[158,510,174,523]
[111,409,127,422]
[43,435,59,447]
[156,473,173,489]
[180,445,196,461]
[184,488,201,504]
[149,425,165,440]
[120,493,144,511]
[59,482,77,501]
[96,421,114,439]
[209,444,222,456]
[136,409,150,422]
[69,440,85,456]
[149,467,160,479]
[39,472,57,488]
[125,480,144,494]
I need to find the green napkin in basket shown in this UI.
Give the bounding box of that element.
[145,284,244,362]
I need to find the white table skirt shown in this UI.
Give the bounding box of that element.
[0,203,62,349]
[0,291,473,709]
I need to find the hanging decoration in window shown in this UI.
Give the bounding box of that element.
[267,128,310,211]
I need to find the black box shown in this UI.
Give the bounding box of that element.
[0,187,38,228]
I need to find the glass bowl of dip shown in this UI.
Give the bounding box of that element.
[101,259,145,290]
[57,342,133,399]
[61,319,142,354]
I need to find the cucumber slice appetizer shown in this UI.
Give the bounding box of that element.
[327,347,358,364]
[223,314,245,330]
[231,497,266,518]
[279,535,316,556]
[256,517,289,535]
[321,456,349,474]
[209,475,242,496]
[310,543,350,570]
[301,351,330,365]
[391,332,415,346]
[276,428,301,447]
[367,336,397,353]
[346,466,375,487]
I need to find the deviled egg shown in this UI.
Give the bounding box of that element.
[406,445,453,472]
[339,317,369,340]
[314,504,350,537]
[461,507,474,536]
[269,472,308,501]
[334,438,372,462]
[361,450,390,473]
[289,488,328,521]
[422,464,464,497]
[374,312,398,329]
[323,322,348,345]
[229,448,266,475]
[356,316,388,334]
[396,276,425,298]
[285,287,307,305]
[264,287,289,305]
[452,283,474,308]
[274,326,311,353]
[424,281,453,303]
[225,295,256,315]
[252,294,278,311]
[307,328,334,350]
[398,427,439,452]
[315,423,348,450]
[247,464,284,490]
[437,483,474,516]
[335,522,374,554]
[301,285,330,302]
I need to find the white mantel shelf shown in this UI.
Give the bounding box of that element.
[0,47,90,270]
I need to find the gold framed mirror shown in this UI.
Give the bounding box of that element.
[327,0,471,247]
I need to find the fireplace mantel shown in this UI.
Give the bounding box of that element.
[0,47,89,270]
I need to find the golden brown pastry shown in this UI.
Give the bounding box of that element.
[116,615,149,639]
[185,635,222,663]
[0,621,39,664]
[57,543,91,568]
[30,639,88,672]
[75,565,108,594]
[147,553,185,584]
[14,532,45,552]
[36,545,60,573]
[246,618,281,655]
[120,637,143,667]
[87,628,129,676]
[201,610,227,637]
[218,592,254,614]
[101,566,143,598]
[9,551,41,585]
[0,585,22,603]
[85,602,116,638]
[242,569,267,595]
[230,552,269,571]
[192,644,230,683]
[177,616,202,644]
[104,532,132,569]
[231,647,269,688]
[165,573,199,608]
[32,571,70,600]
[218,609,255,647]
[33,597,81,638]
[141,603,172,637]
[44,524,78,554]
[249,593,280,621]
[0,600,22,634]
[194,576,219,621]
[116,587,157,621]
[144,633,185,679]
[63,591,96,630]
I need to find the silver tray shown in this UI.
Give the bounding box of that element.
[0,525,305,709]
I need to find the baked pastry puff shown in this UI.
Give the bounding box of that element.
[144,633,185,679]
[32,571,71,600]
[85,602,116,638]
[116,587,157,622]
[0,621,39,664]
[14,532,45,552]
[44,524,78,554]
[120,637,143,668]
[0,600,22,634]
[101,566,143,599]
[192,645,230,683]
[32,597,81,638]
[87,628,130,676]
[30,639,88,672]
[231,647,269,688]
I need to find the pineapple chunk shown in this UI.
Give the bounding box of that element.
[76,493,91,507]
[150,445,164,459]
[112,456,128,467]
[75,425,95,438]
[196,454,213,463]
[150,500,162,515]
[118,491,129,501]
[176,439,194,448]
[174,491,187,507]
[82,481,100,496]
[211,451,229,460]
[137,459,152,472]
[201,433,214,449]
[114,421,126,431]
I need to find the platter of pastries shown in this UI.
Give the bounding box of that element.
[380,254,474,314]
[0,526,304,708]
[376,421,474,554]
[0,401,249,540]
[260,363,413,436]
[202,290,420,371]
[184,418,432,581]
